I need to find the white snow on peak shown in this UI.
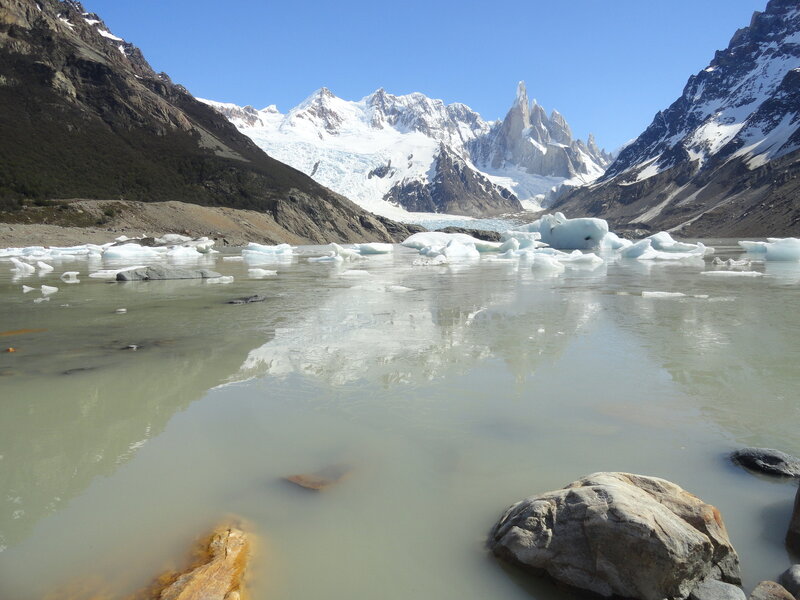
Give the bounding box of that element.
[200,87,607,218]
[97,29,123,42]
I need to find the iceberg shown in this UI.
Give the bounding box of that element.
[740,238,800,261]
[522,212,609,250]
[41,285,58,295]
[10,257,35,275]
[621,238,708,261]
[248,268,277,278]
[37,261,54,273]
[103,243,162,260]
[354,243,393,255]
[419,239,480,261]
[60,271,80,283]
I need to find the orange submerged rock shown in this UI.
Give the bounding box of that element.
[284,464,351,491]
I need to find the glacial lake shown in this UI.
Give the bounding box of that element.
[1,240,799,599]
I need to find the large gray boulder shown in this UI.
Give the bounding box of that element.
[749,581,794,600]
[116,266,221,281]
[731,448,800,478]
[488,472,741,600]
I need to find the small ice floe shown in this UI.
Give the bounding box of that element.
[115,308,127,314]
[22,285,34,293]
[166,245,204,260]
[600,232,633,251]
[308,243,361,263]
[701,271,763,277]
[387,285,413,292]
[354,242,393,255]
[557,250,604,267]
[712,257,751,268]
[340,269,371,277]
[155,234,192,245]
[500,231,547,250]
[41,285,58,295]
[206,276,234,284]
[223,256,244,262]
[242,242,293,262]
[9,258,35,275]
[33,297,50,304]
[248,268,277,278]
[418,239,480,261]
[642,291,686,298]
[621,235,709,261]
[36,261,54,274]
[103,243,162,260]
[739,238,800,261]
[413,255,448,266]
[60,271,80,283]
[530,254,566,273]
[402,232,501,253]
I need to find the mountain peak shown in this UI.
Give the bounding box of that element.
[514,81,529,107]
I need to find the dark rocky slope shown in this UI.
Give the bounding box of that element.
[0,0,416,243]
[554,0,800,237]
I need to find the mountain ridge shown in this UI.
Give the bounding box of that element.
[553,0,800,236]
[0,0,418,243]
[200,83,612,219]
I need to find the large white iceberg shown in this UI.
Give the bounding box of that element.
[739,238,800,261]
[522,212,609,250]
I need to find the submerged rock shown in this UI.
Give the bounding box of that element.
[144,524,249,600]
[284,464,351,491]
[115,266,221,281]
[749,581,794,600]
[227,295,267,305]
[731,448,800,478]
[778,565,800,598]
[488,472,740,600]
[690,580,746,600]
[786,486,800,552]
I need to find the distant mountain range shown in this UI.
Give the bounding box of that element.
[0,0,416,243]
[200,83,612,219]
[554,0,800,236]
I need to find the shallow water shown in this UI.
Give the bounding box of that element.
[0,241,799,599]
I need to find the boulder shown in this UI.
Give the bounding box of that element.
[152,524,249,600]
[730,448,800,478]
[488,472,740,600]
[749,582,794,600]
[788,487,800,553]
[690,580,747,600]
[779,565,800,598]
[284,464,351,491]
[227,295,267,305]
[116,266,221,281]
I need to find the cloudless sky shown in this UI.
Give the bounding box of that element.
[83,0,766,151]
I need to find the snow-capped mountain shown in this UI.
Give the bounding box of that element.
[555,0,800,236]
[199,84,610,219]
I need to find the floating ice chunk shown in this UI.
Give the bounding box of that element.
[41,285,58,295]
[223,256,244,261]
[103,243,162,260]
[621,238,708,260]
[33,297,49,304]
[166,245,203,259]
[387,285,413,292]
[739,238,800,261]
[498,237,520,253]
[341,269,371,277]
[601,232,633,250]
[155,234,193,245]
[10,258,35,275]
[22,285,34,293]
[402,231,497,252]
[412,255,448,266]
[115,308,127,314]
[354,242,393,255]
[242,243,295,264]
[248,268,277,278]
[530,254,566,273]
[37,261,54,273]
[557,251,604,266]
[712,257,751,268]
[89,265,148,279]
[523,212,609,249]
[60,271,80,283]
[308,252,343,263]
[701,270,762,277]
[206,275,234,284]
[642,291,686,298]
[647,232,703,252]
[500,231,546,249]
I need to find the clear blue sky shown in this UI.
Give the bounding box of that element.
[83,0,766,151]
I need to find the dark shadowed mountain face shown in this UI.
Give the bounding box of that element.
[0,0,417,243]
[554,0,800,237]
